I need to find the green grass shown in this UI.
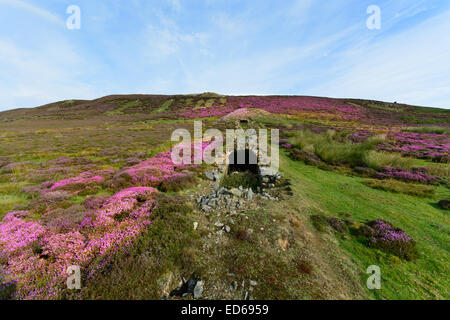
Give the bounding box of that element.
[363,150,415,170]
[193,99,216,110]
[363,179,435,198]
[280,152,450,299]
[402,126,450,135]
[290,130,388,168]
[401,115,450,124]
[153,99,174,114]
[106,100,142,115]
[0,193,30,219]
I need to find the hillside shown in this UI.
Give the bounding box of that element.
[0,94,449,300]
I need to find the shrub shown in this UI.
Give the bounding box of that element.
[309,215,326,232]
[311,215,349,233]
[158,172,196,192]
[363,179,435,197]
[353,166,377,176]
[27,191,72,215]
[328,216,349,233]
[234,229,252,241]
[40,205,88,233]
[366,220,417,260]
[438,200,450,210]
[221,171,260,191]
[0,279,16,300]
[288,149,322,166]
[374,167,441,184]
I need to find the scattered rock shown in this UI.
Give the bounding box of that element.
[170,277,197,298]
[157,271,177,298]
[193,281,204,299]
[229,188,242,197]
[246,189,254,200]
[205,171,215,181]
[250,280,258,287]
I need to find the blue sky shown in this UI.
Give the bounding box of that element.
[0,0,449,111]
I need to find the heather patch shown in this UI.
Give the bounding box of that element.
[364,220,418,261]
[0,187,158,299]
[0,141,212,299]
[177,96,362,121]
[378,131,450,162]
[373,167,441,185]
[110,143,208,190]
[42,169,113,195]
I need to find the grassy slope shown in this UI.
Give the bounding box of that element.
[280,151,449,299]
[1,95,449,300]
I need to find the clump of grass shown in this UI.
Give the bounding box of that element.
[221,171,260,191]
[310,214,330,232]
[362,150,415,170]
[290,130,386,168]
[310,214,349,233]
[158,173,196,192]
[363,179,435,197]
[402,126,450,134]
[426,163,450,180]
[0,193,30,219]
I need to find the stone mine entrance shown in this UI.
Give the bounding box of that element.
[222,148,262,191]
[227,149,259,175]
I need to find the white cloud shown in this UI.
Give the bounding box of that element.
[0,39,99,110]
[0,0,64,26]
[303,9,450,109]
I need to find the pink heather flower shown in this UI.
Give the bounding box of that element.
[0,143,208,299]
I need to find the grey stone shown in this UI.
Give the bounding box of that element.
[194,281,204,299]
[229,188,242,197]
[250,280,258,286]
[205,171,215,181]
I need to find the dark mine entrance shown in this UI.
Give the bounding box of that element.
[228,149,259,175]
[223,149,261,191]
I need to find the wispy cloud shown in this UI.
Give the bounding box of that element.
[0,0,64,26]
[0,0,449,110]
[304,9,450,108]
